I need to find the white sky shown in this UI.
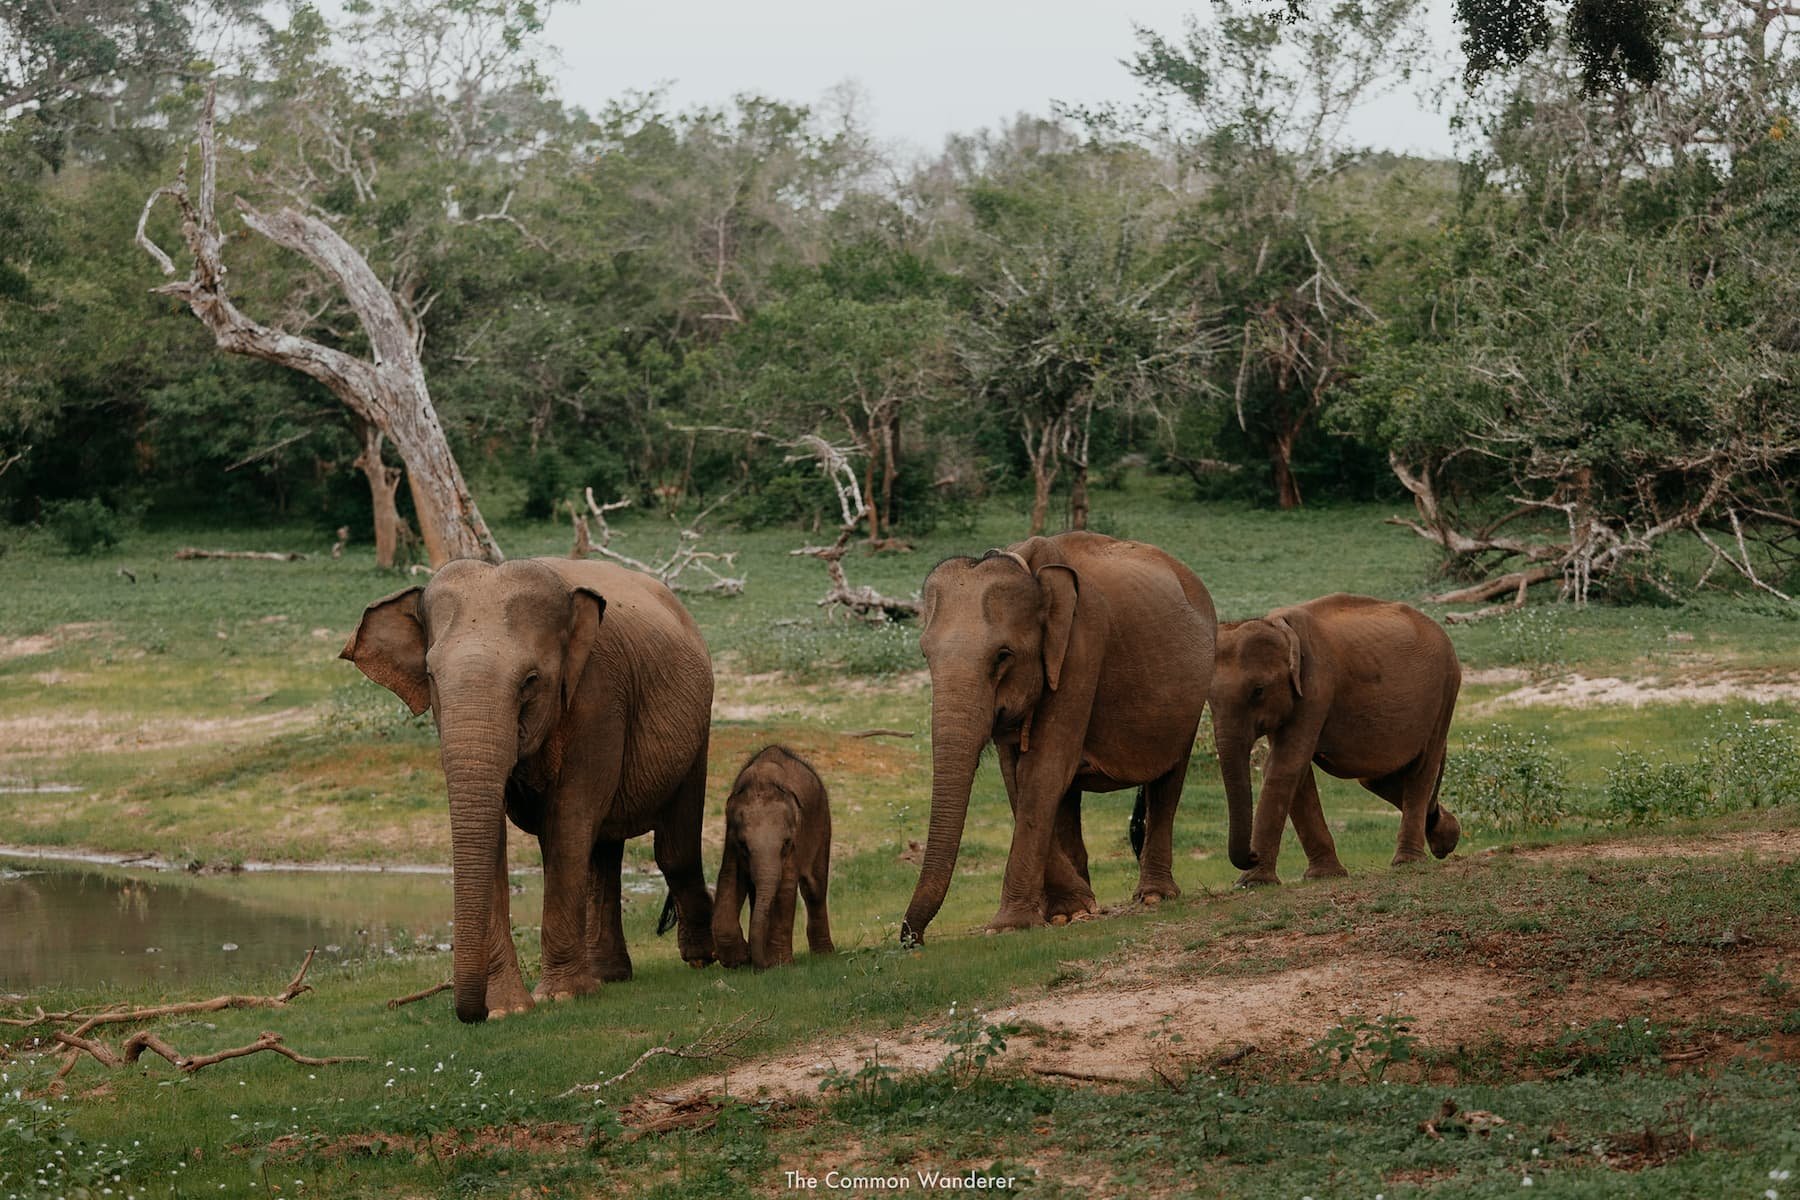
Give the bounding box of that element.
[542,0,1465,161]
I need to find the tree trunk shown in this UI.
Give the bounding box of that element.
[881,408,901,529]
[863,444,881,545]
[1025,420,1059,537]
[352,421,406,569]
[1270,428,1302,510]
[135,84,501,568]
[1069,461,1089,531]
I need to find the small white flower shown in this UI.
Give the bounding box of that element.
[1522,1177,1533,1188]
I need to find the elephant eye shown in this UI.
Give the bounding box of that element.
[1251,685,1265,701]
[995,648,1014,665]
[521,671,540,691]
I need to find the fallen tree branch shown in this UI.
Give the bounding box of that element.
[174,547,308,562]
[557,1013,769,1096]
[386,980,452,1010]
[1428,566,1560,606]
[123,1030,365,1074]
[845,728,914,739]
[1031,1065,1137,1084]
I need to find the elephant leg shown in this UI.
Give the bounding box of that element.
[1239,733,1319,887]
[1363,757,1436,866]
[712,840,751,969]
[1290,770,1348,879]
[482,823,533,1017]
[535,805,601,1002]
[800,845,834,956]
[1133,757,1189,905]
[768,859,800,967]
[585,839,632,983]
[654,743,716,967]
[1045,787,1097,925]
[1424,754,1462,859]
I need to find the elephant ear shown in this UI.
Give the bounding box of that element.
[341,587,430,715]
[1271,615,1305,698]
[561,585,607,710]
[1036,563,1080,692]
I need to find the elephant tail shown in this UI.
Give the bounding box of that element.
[656,890,678,936]
[1129,787,1147,861]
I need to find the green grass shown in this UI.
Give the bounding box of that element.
[3,476,1799,1196]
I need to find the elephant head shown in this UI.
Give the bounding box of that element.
[340,559,605,1023]
[725,775,800,970]
[1210,616,1304,871]
[900,548,1079,943]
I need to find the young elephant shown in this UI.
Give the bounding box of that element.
[341,558,715,1023]
[713,746,833,970]
[904,532,1217,944]
[1213,594,1462,885]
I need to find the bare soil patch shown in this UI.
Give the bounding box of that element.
[0,708,311,757]
[0,623,109,663]
[669,950,1782,1104]
[1480,670,1800,711]
[1498,825,1800,865]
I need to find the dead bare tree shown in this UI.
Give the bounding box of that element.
[136,84,502,567]
[568,489,746,596]
[788,435,921,622]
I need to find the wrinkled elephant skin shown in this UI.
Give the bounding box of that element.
[342,557,715,1023]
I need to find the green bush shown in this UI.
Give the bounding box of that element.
[1604,711,1800,824]
[40,496,120,555]
[1443,724,1571,833]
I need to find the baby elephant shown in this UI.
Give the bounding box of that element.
[713,746,834,969]
[1213,594,1462,886]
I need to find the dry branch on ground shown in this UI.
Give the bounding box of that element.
[1,949,361,1082]
[558,1013,770,1096]
[568,489,745,596]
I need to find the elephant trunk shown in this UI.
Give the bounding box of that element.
[1216,717,1258,871]
[747,855,783,970]
[439,702,515,1024]
[901,699,986,944]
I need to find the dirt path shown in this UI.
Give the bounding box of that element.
[668,826,1800,1104]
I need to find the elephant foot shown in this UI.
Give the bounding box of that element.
[594,960,633,984]
[1234,868,1280,889]
[1132,878,1181,907]
[986,905,1044,934]
[1390,849,1428,867]
[1045,887,1098,926]
[485,970,535,1018]
[532,972,598,1003]
[1303,859,1350,880]
[1427,809,1462,859]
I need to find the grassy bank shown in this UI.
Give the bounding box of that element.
[4,479,1799,1196]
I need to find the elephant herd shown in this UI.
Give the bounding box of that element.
[343,531,1462,1024]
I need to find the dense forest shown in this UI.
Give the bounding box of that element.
[3,0,1797,601]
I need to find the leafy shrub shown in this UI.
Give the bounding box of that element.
[1604,711,1800,825]
[41,496,120,555]
[1604,752,1711,824]
[1,1084,137,1198]
[1444,724,1571,833]
[1309,1014,1420,1084]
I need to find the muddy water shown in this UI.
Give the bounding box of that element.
[0,857,543,993]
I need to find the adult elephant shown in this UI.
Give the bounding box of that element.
[1213,593,1461,886]
[901,532,1217,944]
[342,558,715,1023]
